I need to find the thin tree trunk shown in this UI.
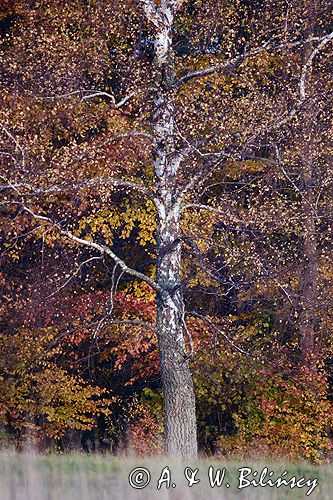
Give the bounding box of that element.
[298,1,318,363]
[150,1,197,458]
[299,131,317,361]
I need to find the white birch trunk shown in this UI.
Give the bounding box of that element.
[147,0,198,458]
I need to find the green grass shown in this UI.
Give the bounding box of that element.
[0,450,331,499]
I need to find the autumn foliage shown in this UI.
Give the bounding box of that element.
[0,0,332,461]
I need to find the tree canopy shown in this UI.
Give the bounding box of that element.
[0,0,332,460]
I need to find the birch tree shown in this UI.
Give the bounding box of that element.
[1,0,332,457]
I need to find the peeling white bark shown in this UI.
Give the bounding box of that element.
[147,0,198,458]
[299,31,333,100]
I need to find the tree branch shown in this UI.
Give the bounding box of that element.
[40,88,144,109]
[182,203,254,224]
[21,205,163,294]
[300,32,333,100]
[80,91,116,103]
[274,144,319,220]
[0,123,26,170]
[80,89,147,108]
[1,176,155,199]
[45,256,103,299]
[68,131,151,166]
[178,33,333,86]
[178,157,228,201]
[104,319,156,332]
[188,311,251,356]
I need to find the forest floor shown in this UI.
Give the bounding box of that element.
[0,450,331,499]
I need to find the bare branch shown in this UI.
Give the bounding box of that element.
[91,264,125,340]
[274,144,319,220]
[182,201,327,226]
[68,131,151,166]
[80,89,147,108]
[114,90,143,108]
[261,264,294,306]
[46,256,103,299]
[178,46,266,85]
[178,157,227,201]
[182,203,255,224]
[178,33,333,86]
[21,205,163,294]
[104,319,156,332]
[40,88,144,109]
[181,236,237,292]
[107,265,125,317]
[1,176,155,199]
[300,32,333,100]
[188,311,252,356]
[81,91,116,103]
[0,123,25,170]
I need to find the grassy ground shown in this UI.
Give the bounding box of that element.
[0,450,331,499]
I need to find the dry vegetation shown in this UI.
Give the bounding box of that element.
[0,451,332,500]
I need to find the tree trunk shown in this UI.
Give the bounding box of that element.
[298,1,318,364]
[150,1,198,458]
[156,208,197,457]
[299,131,317,362]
